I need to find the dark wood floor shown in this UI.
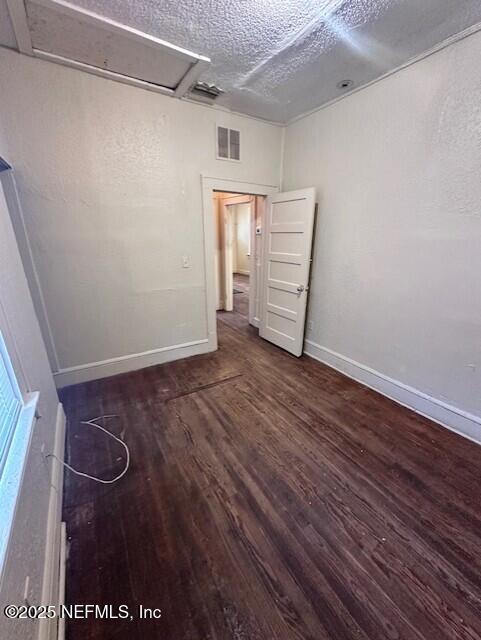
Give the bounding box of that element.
[233,272,249,319]
[60,304,481,640]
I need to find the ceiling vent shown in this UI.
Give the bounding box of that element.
[189,81,224,104]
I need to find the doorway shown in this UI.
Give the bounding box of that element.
[214,191,263,327]
[202,177,316,356]
[201,177,278,351]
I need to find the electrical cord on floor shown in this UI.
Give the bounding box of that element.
[47,415,130,484]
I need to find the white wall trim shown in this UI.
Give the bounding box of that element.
[57,522,67,640]
[288,19,481,126]
[235,269,250,276]
[304,339,481,446]
[278,125,286,190]
[202,176,278,188]
[38,402,66,640]
[181,96,283,127]
[53,338,209,387]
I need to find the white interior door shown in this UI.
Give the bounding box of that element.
[259,188,316,356]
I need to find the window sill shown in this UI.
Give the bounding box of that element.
[0,392,39,571]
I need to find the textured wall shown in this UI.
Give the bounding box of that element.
[0,48,282,378]
[0,174,60,640]
[283,29,481,418]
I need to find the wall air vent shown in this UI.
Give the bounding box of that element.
[189,81,224,104]
[216,126,240,162]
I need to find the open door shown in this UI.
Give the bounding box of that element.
[259,188,316,357]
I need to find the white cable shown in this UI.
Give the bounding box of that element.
[47,415,130,484]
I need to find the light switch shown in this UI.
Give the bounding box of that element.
[182,255,191,268]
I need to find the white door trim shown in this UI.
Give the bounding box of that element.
[201,176,278,352]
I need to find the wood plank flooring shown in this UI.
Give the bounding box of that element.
[232,272,249,320]
[60,309,481,640]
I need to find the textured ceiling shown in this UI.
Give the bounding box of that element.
[2,0,481,122]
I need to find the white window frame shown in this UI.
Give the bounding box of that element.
[0,330,23,477]
[0,328,39,572]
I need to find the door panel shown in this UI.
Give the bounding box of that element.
[259,188,316,357]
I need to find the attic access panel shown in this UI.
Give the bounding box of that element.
[23,0,210,96]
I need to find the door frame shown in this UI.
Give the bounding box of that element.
[201,176,278,352]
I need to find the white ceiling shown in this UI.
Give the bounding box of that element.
[2,0,481,123]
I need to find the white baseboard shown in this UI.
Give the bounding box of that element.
[38,403,66,640]
[304,340,481,446]
[53,338,209,387]
[57,523,67,640]
[235,270,250,276]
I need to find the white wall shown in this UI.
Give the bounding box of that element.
[283,30,481,438]
[0,170,62,640]
[0,48,282,385]
[234,203,251,275]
